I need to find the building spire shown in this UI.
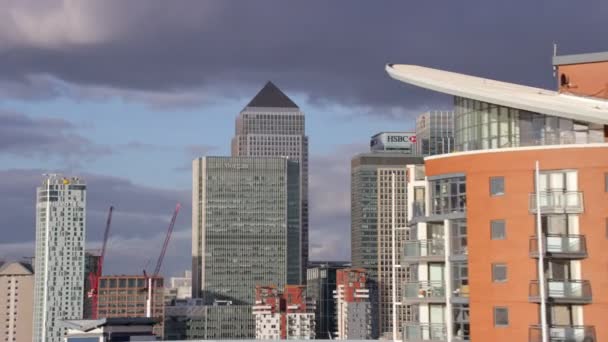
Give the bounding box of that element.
[246,81,299,108]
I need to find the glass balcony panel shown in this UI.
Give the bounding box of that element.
[529,235,587,259]
[529,191,583,214]
[529,280,591,303]
[403,323,447,341]
[403,281,446,302]
[529,325,596,342]
[403,239,445,262]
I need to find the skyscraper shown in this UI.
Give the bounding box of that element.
[351,138,423,337]
[191,156,301,338]
[33,174,86,342]
[0,262,34,342]
[231,82,309,283]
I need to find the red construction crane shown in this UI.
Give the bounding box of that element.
[88,206,114,319]
[144,203,181,317]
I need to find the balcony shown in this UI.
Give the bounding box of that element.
[403,239,445,262]
[403,281,445,303]
[529,191,584,214]
[529,234,587,259]
[529,325,596,342]
[529,280,592,304]
[403,323,447,342]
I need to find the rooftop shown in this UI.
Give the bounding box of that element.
[245,81,299,109]
[385,64,608,125]
[553,51,608,66]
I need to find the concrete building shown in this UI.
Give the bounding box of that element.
[0,261,34,342]
[334,268,372,340]
[63,317,156,342]
[164,299,254,340]
[351,141,423,337]
[33,174,87,342]
[96,275,164,337]
[165,270,192,304]
[415,111,455,156]
[231,81,309,283]
[306,261,350,339]
[252,285,315,339]
[387,51,608,342]
[191,156,301,338]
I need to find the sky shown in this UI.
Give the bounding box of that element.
[1,0,607,277]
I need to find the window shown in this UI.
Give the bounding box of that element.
[494,307,509,326]
[490,177,504,196]
[605,173,608,192]
[492,264,507,282]
[491,220,506,240]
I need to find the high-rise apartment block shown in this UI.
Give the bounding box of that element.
[334,268,372,339]
[387,50,608,342]
[231,81,309,283]
[252,285,315,339]
[306,261,350,339]
[415,111,455,156]
[96,275,165,337]
[33,175,86,342]
[0,262,34,342]
[191,156,301,338]
[351,140,423,337]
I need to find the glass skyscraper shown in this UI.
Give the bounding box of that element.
[415,111,455,156]
[191,156,301,338]
[231,82,309,284]
[33,174,86,342]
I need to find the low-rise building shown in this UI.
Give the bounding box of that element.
[97,275,164,337]
[63,317,156,341]
[0,261,35,342]
[252,285,315,339]
[334,268,371,339]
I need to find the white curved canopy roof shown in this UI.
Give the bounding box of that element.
[386,64,608,125]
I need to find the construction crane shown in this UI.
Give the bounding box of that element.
[88,206,114,319]
[144,203,181,317]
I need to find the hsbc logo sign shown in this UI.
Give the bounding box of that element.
[387,135,416,143]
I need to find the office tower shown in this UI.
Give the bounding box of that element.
[306,261,350,339]
[33,175,86,342]
[191,156,301,338]
[83,251,101,319]
[351,141,423,337]
[0,262,34,342]
[415,111,455,156]
[386,50,608,342]
[252,285,315,339]
[231,81,309,284]
[165,299,253,340]
[334,268,372,339]
[96,275,165,337]
[165,270,192,304]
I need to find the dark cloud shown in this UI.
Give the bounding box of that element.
[0,109,111,161]
[2,1,607,114]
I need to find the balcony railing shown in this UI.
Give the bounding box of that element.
[529,191,584,214]
[403,281,445,303]
[529,280,592,304]
[529,325,596,342]
[529,234,587,259]
[403,239,445,262]
[403,323,447,342]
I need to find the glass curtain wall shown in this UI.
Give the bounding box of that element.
[454,96,604,151]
